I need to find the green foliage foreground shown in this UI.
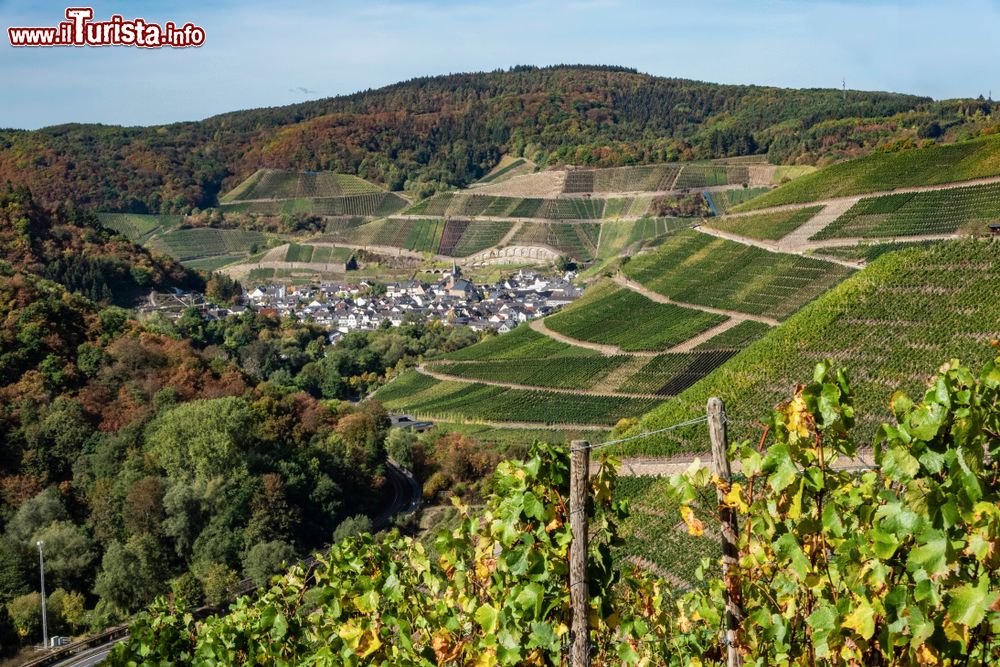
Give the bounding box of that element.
[111,351,1000,665]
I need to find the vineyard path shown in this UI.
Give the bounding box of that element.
[696,219,963,266]
[589,355,652,394]
[408,417,609,432]
[693,225,863,269]
[417,365,662,400]
[527,318,658,357]
[612,274,780,326]
[800,232,963,250]
[611,448,876,477]
[497,220,524,247]
[719,174,1000,219]
[666,317,747,353]
[777,197,859,249]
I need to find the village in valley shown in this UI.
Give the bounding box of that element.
[140,265,584,339]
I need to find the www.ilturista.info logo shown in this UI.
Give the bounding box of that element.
[7,7,205,48]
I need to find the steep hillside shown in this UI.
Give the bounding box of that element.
[612,238,1000,455]
[0,66,937,212]
[735,135,1000,210]
[0,188,202,305]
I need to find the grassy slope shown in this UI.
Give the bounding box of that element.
[735,136,1000,211]
[610,238,1000,456]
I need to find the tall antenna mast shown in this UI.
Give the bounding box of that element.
[842,77,847,102]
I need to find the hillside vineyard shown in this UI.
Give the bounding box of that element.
[4,63,1000,666]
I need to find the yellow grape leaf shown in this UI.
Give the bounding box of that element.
[475,649,498,667]
[784,394,811,443]
[724,482,746,512]
[842,600,875,640]
[680,505,705,536]
[357,630,383,658]
[915,643,939,666]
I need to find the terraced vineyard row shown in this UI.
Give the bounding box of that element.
[406,192,707,222]
[148,228,268,261]
[613,476,720,588]
[545,280,726,351]
[705,187,770,215]
[617,350,738,395]
[97,213,182,241]
[221,169,383,201]
[374,371,660,425]
[563,164,754,194]
[624,196,654,218]
[814,240,941,263]
[284,243,314,262]
[325,218,510,256]
[693,320,771,350]
[811,181,1000,239]
[705,205,823,241]
[477,158,528,184]
[322,217,366,234]
[623,229,854,320]
[438,324,599,361]
[405,192,454,216]
[428,355,633,390]
[508,223,600,260]
[282,244,354,264]
[602,198,628,219]
[450,220,514,256]
[596,217,690,259]
[222,192,408,217]
[735,134,1000,210]
[674,165,739,189]
[333,218,444,253]
[573,165,680,193]
[611,239,1000,456]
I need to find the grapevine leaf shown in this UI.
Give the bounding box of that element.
[806,604,838,657]
[475,603,499,634]
[522,491,545,521]
[881,447,919,481]
[773,533,810,580]
[907,530,951,578]
[947,578,998,628]
[765,444,798,492]
[842,599,875,640]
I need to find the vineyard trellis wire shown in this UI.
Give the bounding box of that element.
[565,395,889,666]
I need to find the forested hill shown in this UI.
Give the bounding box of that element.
[0,187,202,305]
[0,65,948,213]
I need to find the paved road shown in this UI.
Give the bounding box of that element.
[50,639,125,667]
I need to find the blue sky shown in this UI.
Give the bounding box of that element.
[1,0,998,130]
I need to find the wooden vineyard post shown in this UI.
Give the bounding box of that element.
[708,398,743,667]
[569,441,590,667]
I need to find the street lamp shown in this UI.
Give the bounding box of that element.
[36,540,48,650]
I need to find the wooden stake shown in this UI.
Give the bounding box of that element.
[708,397,743,667]
[569,441,590,667]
